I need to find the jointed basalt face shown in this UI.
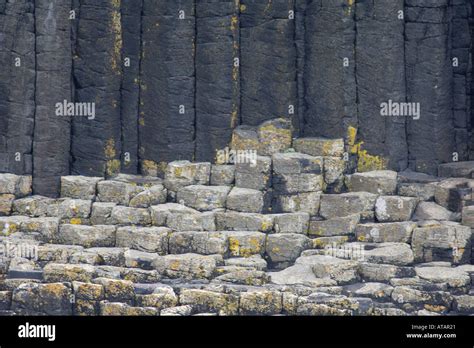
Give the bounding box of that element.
[0,0,473,197]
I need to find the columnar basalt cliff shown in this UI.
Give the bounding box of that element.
[0,0,473,197]
[1,0,474,316]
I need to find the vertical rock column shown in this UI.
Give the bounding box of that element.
[33,0,73,197]
[294,0,307,135]
[451,0,471,161]
[71,0,123,177]
[240,0,297,127]
[0,0,35,175]
[303,0,357,140]
[355,0,408,172]
[120,0,143,174]
[405,0,455,175]
[195,0,241,162]
[139,0,196,175]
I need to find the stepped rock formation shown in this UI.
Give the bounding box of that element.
[1,0,474,316]
[0,0,473,196]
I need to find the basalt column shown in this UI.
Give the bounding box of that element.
[303,0,357,141]
[0,0,35,175]
[405,0,455,175]
[119,0,143,174]
[195,0,241,162]
[33,0,73,196]
[139,0,196,175]
[240,0,297,128]
[71,0,123,177]
[355,0,408,172]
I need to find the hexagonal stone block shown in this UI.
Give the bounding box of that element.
[364,243,414,266]
[210,165,235,186]
[415,266,470,289]
[43,263,96,283]
[11,282,72,315]
[272,191,321,215]
[223,231,266,258]
[129,184,167,208]
[309,214,360,237]
[176,185,230,211]
[239,289,282,315]
[13,196,55,217]
[153,253,218,280]
[57,224,116,248]
[97,180,144,206]
[273,213,310,234]
[273,173,324,194]
[164,161,211,192]
[0,194,14,216]
[265,233,312,267]
[60,176,102,200]
[320,192,377,220]
[412,223,472,264]
[434,178,474,212]
[293,137,344,157]
[149,203,198,226]
[0,174,32,198]
[168,231,227,255]
[215,211,273,232]
[235,156,272,191]
[90,202,116,225]
[296,254,359,285]
[110,206,151,225]
[345,170,398,195]
[257,118,292,156]
[413,202,456,221]
[179,289,239,315]
[226,187,264,213]
[116,226,170,254]
[438,161,474,178]
[355,222,416,243]
[272,152,322,175]
[375,196,418,222]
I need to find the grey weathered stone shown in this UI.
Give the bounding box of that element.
[129,185,167,208]
[93,278,135,304]
[342,282,393,301]
[413,202,456,221]
[100,302,159,316]
[43,263,96,283]
[454,295,474,314]
[224,255,267,271]
[345,170,398,195]
[116,226,170,254]
[11,282,72,315]
[273,191,321,215]
[0,174,32,198]
[324,157,346,188]
[224,231,266,258]
[355,222,416,243]
[0,216,59,242]
[60,176,102,200]
[297,255,359,285]
[462,205,474,227]
[153,253,218,280]
[166,211,216,232]
[226,187,264,213]
[375,196,418,222]
[53,198,92,220]
[293,138,344,157]
[309,214,360,237]
[412,223,472,264]
[273,213,310,234]
[90,202,117,225]
[358,263,415,283]
[110,206,151,226]
[57,224,116,248]
[391,286,452,309]
[176,185,230,211]
[438,161,474,178]
[273,173,324,194]
[364,243,414,266]
[266,234,312,267]
[415,266,470,289]
[257,119,293,156]
[434,178,474,212]
[210,165,235,186]
[214,269,270,286]
[164,161,211,192]
[270,263,337,287]
[0,194,14,216]
[320,192,377,220]
[12,196,55,217]
[168,232,227,255]
[124,250,158,270]
[97,180,144,206]
[272,152,322,175]
[235,156,272,191]
[215,211,273,233]
[149,203,198,226]
[135,286,178,311]
[180,289,239,315]
[398,182,436,201]
[239,289,282,315]
[160,305,193,316]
